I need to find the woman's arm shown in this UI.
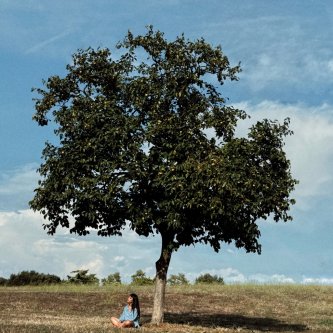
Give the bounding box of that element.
[118,306,127,321]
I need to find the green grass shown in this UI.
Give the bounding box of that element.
[0,284,332,332]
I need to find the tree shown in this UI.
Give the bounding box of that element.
[168,273,189,286]
[30,26,297,324]
[102,272,121,285]
[67,270,99,284]
[131,269,154,285]
[6,270,61,286]
[0,277,7,286]
[195,273,224,284]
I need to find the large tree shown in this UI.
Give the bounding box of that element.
[30,27,297,324]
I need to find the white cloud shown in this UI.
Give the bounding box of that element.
[215,268,247,284]
[302,277,333,285]
[328,59,333,73]
[33,239,57,255]
[32,238,108,255]
[67,240,108,251]
[248,274,295,284]
[75,257,104,276]
[246,52,333,92]
[185,267,246,284]
[185,267,298,284]
[0,209,160,281]
[0,164,39,211]
[234,101,333,209]
[114,256,125,263]
[0,163,38,195]
[1,209,332,285]
[205,11,333,99]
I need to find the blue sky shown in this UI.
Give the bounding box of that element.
[1,0,333,284]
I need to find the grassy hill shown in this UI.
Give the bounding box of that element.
[0,284,332,332]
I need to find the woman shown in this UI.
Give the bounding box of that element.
[111,293,140,328]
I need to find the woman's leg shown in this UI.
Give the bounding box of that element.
[119,320,134,328]
[111,317,122,327]
[111,317,134,328]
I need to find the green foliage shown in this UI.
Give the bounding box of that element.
[6,270,61,286]
[101,272,121,285]
[131,270,154,286]
[167,273,189,285]
[66,270,99,285]
[195,273,224,284]
[30,26,297,255]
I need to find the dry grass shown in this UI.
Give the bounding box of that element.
[0,284,332,332]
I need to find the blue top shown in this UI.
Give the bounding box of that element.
[119,305,140,328]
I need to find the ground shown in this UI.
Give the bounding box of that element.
[0,284,332,332]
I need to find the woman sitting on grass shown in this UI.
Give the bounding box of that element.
[111,293,140,328]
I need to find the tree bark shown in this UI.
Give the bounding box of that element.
[151,233,173,325]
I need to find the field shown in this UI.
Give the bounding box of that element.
[0,284,332,332]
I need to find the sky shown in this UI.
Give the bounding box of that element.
[0,0,333,284]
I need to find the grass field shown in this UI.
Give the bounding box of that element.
[0,284,332,332]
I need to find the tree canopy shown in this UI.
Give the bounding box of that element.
[30,26,297,323]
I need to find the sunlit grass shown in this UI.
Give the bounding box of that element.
[0,284,332,332]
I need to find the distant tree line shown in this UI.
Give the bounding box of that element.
[0,270,224,286]
[0,271,61,286]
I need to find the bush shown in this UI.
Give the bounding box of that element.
[66,270,99,285]
[131,270,154,286]
[7,270,61,286]
[102,272,121,285]
[195,273,224,285]
[168,273,189,285]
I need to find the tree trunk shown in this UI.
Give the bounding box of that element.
[151,233,173,325]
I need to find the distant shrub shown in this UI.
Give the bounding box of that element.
[102,272,121,285]
[66,270,99,285]
[168,273,189,285]
[131,270,154,286]
[7,270,61,286]
[195,273,224,285]
[0,277,8,286]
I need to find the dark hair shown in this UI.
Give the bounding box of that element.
[130,293,140,318]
